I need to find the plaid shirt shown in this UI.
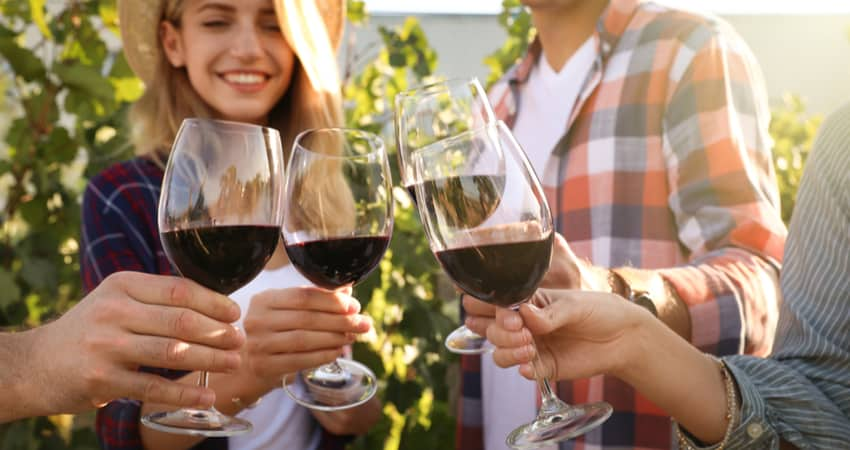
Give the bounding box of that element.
[80,157,349,450]
[458,1,787,448]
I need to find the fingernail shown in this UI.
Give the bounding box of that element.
[345,332,356,343]
[505,315,521,329]
[348,298,361,314]
[199,391,216,407]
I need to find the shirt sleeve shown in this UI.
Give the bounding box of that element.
[80,167,185,450]
[680,103,850,449]
[659,21,787,357]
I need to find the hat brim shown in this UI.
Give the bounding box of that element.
[119,0,345,85]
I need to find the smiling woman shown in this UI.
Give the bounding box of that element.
[79,0,383,450]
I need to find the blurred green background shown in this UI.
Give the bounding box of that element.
[0,0,827,448]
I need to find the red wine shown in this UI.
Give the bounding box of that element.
[411,175,505,227]
[435,233,552,307]
[161,225,279,294]
[285,236,390,289]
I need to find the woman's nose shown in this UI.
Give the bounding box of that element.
[230,25,263,60]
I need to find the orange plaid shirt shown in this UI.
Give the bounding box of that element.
[457,0,787,448]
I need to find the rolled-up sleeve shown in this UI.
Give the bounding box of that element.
[660,22,786,357]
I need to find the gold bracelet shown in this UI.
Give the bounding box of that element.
[675,357,739,450]
[232,395,262,410]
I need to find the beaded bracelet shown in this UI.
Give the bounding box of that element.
[675,357,739,450]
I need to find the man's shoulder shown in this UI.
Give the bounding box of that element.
[630,2,739,47]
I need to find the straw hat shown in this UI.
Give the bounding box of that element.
[118,0,345,84]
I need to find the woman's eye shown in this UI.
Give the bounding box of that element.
[202,20,229,28]
[261,22,280,31]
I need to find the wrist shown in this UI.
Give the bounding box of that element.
[611,310,658,381]
[2,328,48,419]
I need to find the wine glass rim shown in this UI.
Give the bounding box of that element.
[181,117,281,137]
[292,127,386,158]
[395,76,486,101]
[411,120,505,160]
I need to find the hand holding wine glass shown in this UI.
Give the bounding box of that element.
[281,127,392,411]
[411,121,612,448]
[144,118,284,436]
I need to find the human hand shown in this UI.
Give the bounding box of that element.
[33,271,245,414]
[241,286,372,390]
[462,294,499,338]
[486,289,651,381]
[540,233,607,290]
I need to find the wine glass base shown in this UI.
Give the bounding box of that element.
[141,408,252,437]
[506,402,613,449]
[283,359,377,411]
[445,325,494,355]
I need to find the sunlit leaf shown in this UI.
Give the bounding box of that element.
[28,0,52,38]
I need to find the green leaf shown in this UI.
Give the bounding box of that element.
[28,0,52,38]
[346,0,366,25]
[0,38,46,81]
[19,196,47,225]
[44,127,77,164]
[0,269,21,309]
[111,77,144,103]
[21,257,58,292]
[99,0,120,35]
[55,62,114,101]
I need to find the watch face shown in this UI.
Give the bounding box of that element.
[633,293,658,317]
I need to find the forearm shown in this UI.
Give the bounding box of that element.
[140,370,271,449]
[312,395,382,435]
[620,317,730,444]
[612,248,781,355]
[660,249,781,355]
[0,330,46,422]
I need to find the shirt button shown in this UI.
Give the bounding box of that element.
[747,422,764,439]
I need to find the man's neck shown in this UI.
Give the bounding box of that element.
[530,0,609,72]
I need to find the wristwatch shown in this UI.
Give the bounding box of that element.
[631,291,658,317]
[608,269,659,317]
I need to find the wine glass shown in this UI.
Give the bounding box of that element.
[411,121,613,448]
[394,76,496,354]
[143,118,284,436]
[281,127,392,411]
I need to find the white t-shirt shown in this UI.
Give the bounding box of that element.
[228,264,322,450]
[482,37,596,450]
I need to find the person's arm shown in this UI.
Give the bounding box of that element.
[539,24,786,356]
[0,272,244,423]
[80,167,187,450]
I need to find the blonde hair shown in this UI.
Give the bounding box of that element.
[130,0,343,165]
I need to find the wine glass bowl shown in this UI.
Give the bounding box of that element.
[143,118,284,436]
[281,127,392,411]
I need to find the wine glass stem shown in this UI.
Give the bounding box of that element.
[530,345,569,415]
[198,370,210,389]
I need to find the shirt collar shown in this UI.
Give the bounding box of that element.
[508,0,642,85]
